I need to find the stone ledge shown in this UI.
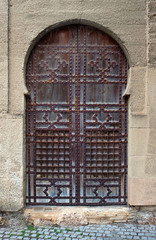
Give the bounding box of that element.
[24,206,137,227]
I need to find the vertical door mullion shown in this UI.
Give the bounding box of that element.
[75,26,80,204]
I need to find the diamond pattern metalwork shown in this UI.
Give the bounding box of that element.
[26,25,128,206]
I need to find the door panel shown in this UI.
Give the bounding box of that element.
[26,25,128,205]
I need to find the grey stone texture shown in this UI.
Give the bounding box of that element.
[0,224,156,240]
[148,0,156,66]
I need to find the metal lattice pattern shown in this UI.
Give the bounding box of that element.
[26,25,128,205]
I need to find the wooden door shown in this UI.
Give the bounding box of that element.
[26,25,128,205]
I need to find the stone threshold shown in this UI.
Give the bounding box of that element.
[24,206,137,226]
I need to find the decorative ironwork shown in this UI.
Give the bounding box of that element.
[26,25,128,205]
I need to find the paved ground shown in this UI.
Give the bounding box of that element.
[0,224,155,240]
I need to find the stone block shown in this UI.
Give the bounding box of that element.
[0,5,8,113]
[149,106,156,127]
[128,156,146,177]
[0,114,24,211]
[130,128,148,156]
[0,177,24,211]
[145,156,156,176]
[57,212,88,226]
[9,57,26,114]
[147,67,156,84]
[136,212,155,224]
[128,66,147,83]
[148,0,156,65]
[0,178,10,209]
[148,82,156,106]
[129,82,146,114]
[147,128,156,154]
[129,114,149,128]
[24,206,137,226]
[127,67,147,115]
[128,177,156,205]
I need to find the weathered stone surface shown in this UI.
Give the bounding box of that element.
[130,128,148,156]
[145,156,156,176]
[148,0,156,66]
[136,212,156,225]
[147,128,156,155]
[84,207,136,224]
[33,219,54,227]
[0,0,156,211]
[0,0,8,112]
[128,156,146,178]
[127,67,147,115]
[128,177,156,205]
[129,113,149,128]
[0,207,155,228]
[0,114,24,211]
[0,211,26,228]
[0,216,5,226]
[24,207,137,226]
[57,211,88,226]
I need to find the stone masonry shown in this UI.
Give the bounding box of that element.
[0,0,156,212]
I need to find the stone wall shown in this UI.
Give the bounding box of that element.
[128,0,156,206]
[0,0,156,211]
[0,0,8,113]
[1,206,156,227]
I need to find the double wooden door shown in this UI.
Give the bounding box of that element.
[26,25,128,205]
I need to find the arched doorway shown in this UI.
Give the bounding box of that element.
[26,25,128,206]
